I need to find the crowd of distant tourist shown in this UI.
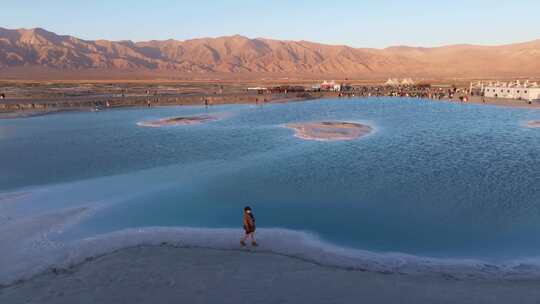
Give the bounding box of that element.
[248,84,476,102]
[336,85,469,101]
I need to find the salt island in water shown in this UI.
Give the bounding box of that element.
[138,115,218,127]
[286,121,372,141]
[527,120,540,128]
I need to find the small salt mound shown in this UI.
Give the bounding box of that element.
[138,115,217,127]
[286,121,372,141]
[527,121,540,128]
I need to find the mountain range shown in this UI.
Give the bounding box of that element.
[1,27,540,80]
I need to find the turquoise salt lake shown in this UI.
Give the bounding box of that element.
[1,98,540,272]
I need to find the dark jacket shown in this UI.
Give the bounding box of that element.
[243,212,256,233]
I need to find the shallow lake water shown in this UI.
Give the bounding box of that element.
[1,98,540,264]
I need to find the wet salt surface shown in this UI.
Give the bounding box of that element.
[5,210,540,287]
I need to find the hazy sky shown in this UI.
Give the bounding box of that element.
[2,0,540,48]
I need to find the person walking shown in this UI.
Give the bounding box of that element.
[240,206,257,247]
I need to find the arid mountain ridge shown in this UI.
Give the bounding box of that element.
[1,27,540,79]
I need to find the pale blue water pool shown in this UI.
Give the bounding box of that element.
[1,98,540,261]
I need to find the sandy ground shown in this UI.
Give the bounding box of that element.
[286,122,372,141]
[1,246,540,304]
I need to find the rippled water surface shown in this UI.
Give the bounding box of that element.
[1,98,540,260]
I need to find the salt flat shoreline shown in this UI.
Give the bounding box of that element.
[2,246,540,304]
[1,93,539,120]
[0,93,319,119]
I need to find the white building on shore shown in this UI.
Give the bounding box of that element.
[319,80,341,91]
[472,80,540,101]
